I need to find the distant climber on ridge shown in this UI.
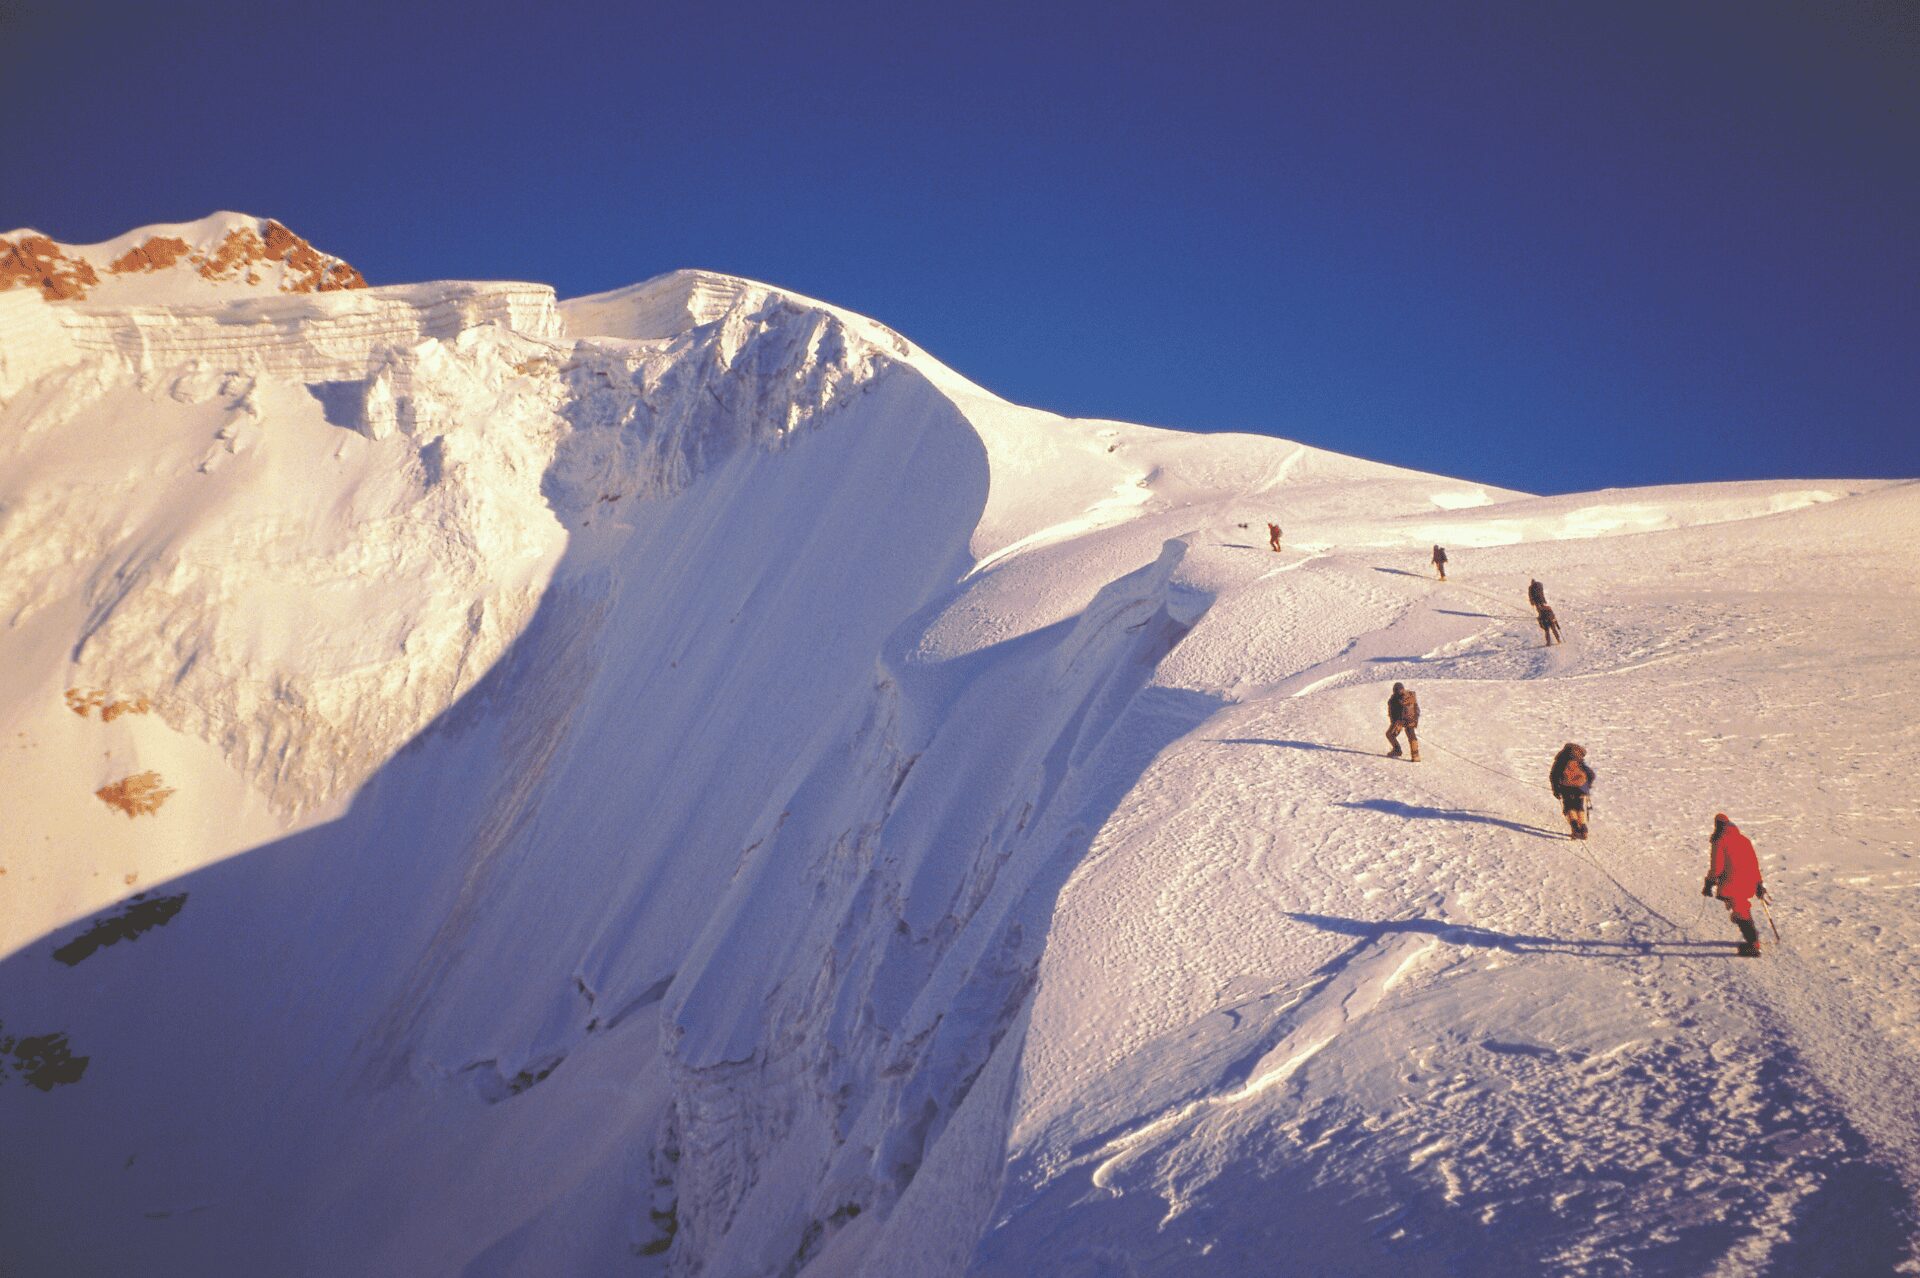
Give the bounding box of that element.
[1386,682,1420,762]
[1268,522,1283,552]
[1703,813,1768,957]
[1549,743,1594,839]
[1431,545,1448,580]
[1528,579,1547,609]
[1536,603,1562,646]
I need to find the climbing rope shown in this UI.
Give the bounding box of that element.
[1421,736,1535,788]
[1444,579,1539,622]
[1567,837,1684,934]
[1420,732,1689,938]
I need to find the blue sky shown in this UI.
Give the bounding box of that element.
[4,1,1914,492]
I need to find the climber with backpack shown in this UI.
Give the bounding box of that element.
[1549,743,1595,839]
[1385,682,1420,762]
[1431,545,1448,580]
[1703,813,1769,957]
[1268,522,1283,552]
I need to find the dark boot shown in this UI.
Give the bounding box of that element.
[1735,916,1761,957]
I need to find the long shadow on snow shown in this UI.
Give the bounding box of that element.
[659,537,1227,1268]
[0,381,1234,1274]
[1758,1148,1914,1277]
[0,357,1004,1273]
[1284,911,1731,960]
[1336,797,1564,840]
[1211,737,1380,759]
[0,578,623,1273]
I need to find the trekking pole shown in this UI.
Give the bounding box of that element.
[1759,895,1782,943]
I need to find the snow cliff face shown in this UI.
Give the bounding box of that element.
[2,217,1917,1278]
[0,252,895,823]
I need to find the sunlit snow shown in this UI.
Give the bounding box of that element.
[2,218,1915,1276]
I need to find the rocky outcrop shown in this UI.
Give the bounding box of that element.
[0,235,99,301]
[197,219,367,293]
[1,216,366,302]
[106,236,192,275]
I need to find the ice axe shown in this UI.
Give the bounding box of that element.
[1759,893,1782,943]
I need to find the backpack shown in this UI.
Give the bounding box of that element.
[1560,758,1588,789]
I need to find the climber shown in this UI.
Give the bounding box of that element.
[1548,743,1594,839]
[1268,522,1283,552]
[1528,579,1547,609]
[1703,813,1767,957]
[1536,603,1562,646]
[1386,682,1420,762]
[1431,545,1448,580]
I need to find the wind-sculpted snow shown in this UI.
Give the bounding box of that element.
[655,540,1217,1271]
[546,291,891,517]
[55,280,563,378]
[0,269,901,836]
[1,218,1916,1277]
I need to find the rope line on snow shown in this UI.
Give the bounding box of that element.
[1567,840,1685,934]
[1420,732,1689,938]
[1415,738,1804,957]
[1443,579,1540,622]
[1421,736,1535,789]
[1392,577,1730,949]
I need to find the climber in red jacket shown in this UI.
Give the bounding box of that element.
[1703,813,1768,957]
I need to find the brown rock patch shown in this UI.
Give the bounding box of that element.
[5,220,363,300]
[95,771,176,817]
[0,235,100,300]
[197,225,267,282]
[198,220,366,293]
[65,688,151,720]
[101,695,152,722]
[107,235,192,274]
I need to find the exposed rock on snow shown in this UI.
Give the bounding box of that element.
[1,215,1916,1278]
[93,771,177,817]
[0,212,365,304]
[0,232,99,300]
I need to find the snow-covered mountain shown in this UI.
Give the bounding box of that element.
[1,211,366,305]
[1,216,1914,1276]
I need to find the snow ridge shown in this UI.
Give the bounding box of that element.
[1,215,1916,1278]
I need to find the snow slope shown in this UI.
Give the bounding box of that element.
[1,217,1915,1276]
